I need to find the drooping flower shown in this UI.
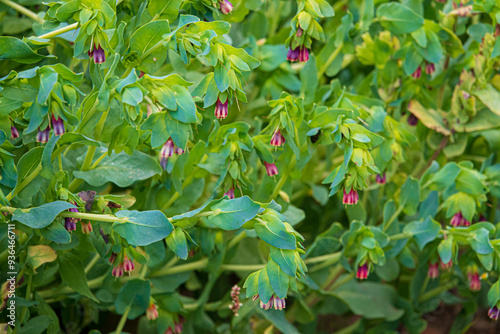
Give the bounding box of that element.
[146,302,159,320]
[407,113,418,126]
[219,0,233,14]
[36,126,51,143]
[450,211,470,227]
[160,156,168,170]
[161,138,175,158]
[488,306,499,320]
[425,62,436,75]
[214,98,228,120]
[224,187,235,199]
[174,317,184,333]
[108,252,117,264]
[51,115,65,136]
[342,188,359,205]
[123,255,135,273]
[112,263,124,278]
[467,269,481,291]
[298,47,310,62]
[440,259,452,270]
[412,66,422,79]
[253,294,286,311]
[229,285,242,316]
[10,126,19,140]
[375,174,386,184]
[264,162,278,177]
[90,44,106,64]
[286,47,300,62]
[64,217,77,231]
[270,129,285,147]
[81,221,93,234]
[175,147,185,155]
[356,263,369,280]
[428,262,439,279]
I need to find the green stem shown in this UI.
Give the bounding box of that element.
[0,0,44,23]
[19,275,33,325]
[0,206,127,223]
[38,23,79,39]
[220,264,265,271]
[84,254,101,274]
[68,145,97,192]
[383,205,404,232]
[150,258,209,277]
[318,42,343,78]
[389,233,410,241]
[271,155,296,199]
[6,164,43,201]
[115,265,148,334]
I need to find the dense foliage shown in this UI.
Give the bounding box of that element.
[1,0,500,333]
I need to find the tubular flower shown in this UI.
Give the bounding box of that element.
[286,47,300,62]
[270,129,285,147]
[161,138,175,158]
[123,255,135,273]
[89,43,106,64]
[298,47,310,62]
[219,0,233,14]
[407,113,418,126]
[64,203,80,232]
[488,306,499,320]
[36,126,51,143]
[254,294,286,311]
[224,187,235,199]
[112,263,124,278]
[146,302,159,320]
[264,162,278,177]
[440,259,452,270]
[375,174,386,184]
[10,126,19,139]
[425,62,436,75]
[214,98,228,120]
[411,66,422,79]
[356,263,369,280]
[51,115,65,136]
[427,262,439,279]
[81,221,93,234]
[450,211,470,227]
[342,188,359,205]
[467,270,481,291]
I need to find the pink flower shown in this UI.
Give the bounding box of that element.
[89,43,106,64]
[123,255,135,272]
[108,252,117,264]
[214,98,228,120]
[427,262,439,279]
[412,66,422,79]
[270,129,285,147]
[425,62,435,75]
[356,263,369,280]
[161,139,175,158]
[10,126,19,139]
[81,221,93,234]
[229,285,242,316]
[298,47,309,62]
[219,0,233,14]
[146,302,158,320]
[440,259,452,270]
[254,294,286,310]
[488,306,499,320]
[224,187,235,199]
[112,263,124,278]
[264,162,278,177]
[286,48,300,62]
[467,271,481,291]
[375,174,386,184]
[450,211,470,227]
[36,126,50,143]
[51,115,65,136]
[342,188,359,205]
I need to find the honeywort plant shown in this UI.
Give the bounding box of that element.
[1,0,500,333]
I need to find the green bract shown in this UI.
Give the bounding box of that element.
[1,0,500,333]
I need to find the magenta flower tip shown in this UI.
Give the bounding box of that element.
[264,162,279,177]
[214,98,229,120]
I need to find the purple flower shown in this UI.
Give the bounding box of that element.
[407,113,418,126]
[264,162,278,177]
[342,188,359,205]
[375,174,386,185]
[123,255,134,272]
[450,211,470,227]
[219,0,233,14]
[298,47,309,62]
[356,263,369,280]
[214,98,228,120]
[425,62,435,75]
[254,294,286,311]
[467,270,481,291]
[488,306,499,320]
[161,139,175,158]
[270,129,285,147]
[427,262,439,279]
[51,115,65,136]
[286,48,300,62]
[89,44,106,64]
[64,217,77,231]
[175,147,185,155]
[160,156,168,170]
[411,66,422,79]
[36,126,51,143]
[108,252,117,264]
[224,187,235,199]
[10,126,19,140]
[112,263,124,278]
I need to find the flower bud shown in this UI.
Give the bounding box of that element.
[264,162,278,177]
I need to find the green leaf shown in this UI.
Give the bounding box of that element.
[166,227,188,260]
[255,215,296,250]
[13,201,75,229]
[0,36,51,64]
[130,20,170,73]
[258,266,274,303]
[243,271,260,298]
[437,237,453,263]
[207,196,261,230]
[403,217,440,250]
[73,150,162,187]
[113,210,174,246]
[376,3,424,34]
[400,177,420,215]
[468,227,494,255]
[267,259,289,298]
[269,247,297,277]
[170,85,197,123]
[59,253,98,302]
[114,279,150,319]
[18,316,54,334]
[426,162,460,190]
[38,68,58,105]
[27,245,57,271]
[41,222,71,244]
[475,84,500,116]
[488,280,500,306]
[334,280,404,321]
[122,86,143,106]
[307,222,343,256]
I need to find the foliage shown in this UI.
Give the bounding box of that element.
[1,0,500,333]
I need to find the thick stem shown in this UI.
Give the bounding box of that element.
[318,42,344,78]
[38,23,79,39]
[0,0,44,23]
[6,165,42,201]
[68,145,97,192]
